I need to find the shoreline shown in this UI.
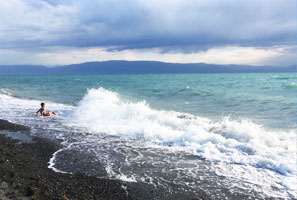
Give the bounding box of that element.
[0,126,131,199]
[0,119,207,200]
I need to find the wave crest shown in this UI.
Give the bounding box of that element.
[69,88,297,176]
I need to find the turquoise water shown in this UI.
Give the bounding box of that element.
[0,73,297,199]
[1,73,296,129]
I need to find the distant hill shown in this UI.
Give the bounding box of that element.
[0,61,296,74]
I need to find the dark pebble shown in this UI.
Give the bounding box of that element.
[24,186,34,197]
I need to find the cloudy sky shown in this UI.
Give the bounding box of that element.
[0,0,296,66]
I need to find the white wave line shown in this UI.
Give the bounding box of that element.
[48,141,85,174]
[48,142,74,174]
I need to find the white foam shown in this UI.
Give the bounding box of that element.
[48,141,89,174]
[0,88,13,96]
[104,160,137,182]
[1,88,296,197]
[68,88,297,183]
[116,174,138,182]
[48,144,73,174]
[0,93,73,122]
[0,93,75,173]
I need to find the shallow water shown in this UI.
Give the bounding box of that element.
[0,130,33,143]
[0,73,296,199]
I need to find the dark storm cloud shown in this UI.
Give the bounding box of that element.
[0,0,296,52]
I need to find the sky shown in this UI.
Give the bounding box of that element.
[0,0,296,66]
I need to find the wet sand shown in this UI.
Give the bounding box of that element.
[0,119,206,200]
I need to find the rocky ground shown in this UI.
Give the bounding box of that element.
[0,119,206,200]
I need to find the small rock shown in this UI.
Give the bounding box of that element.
[25,186,34,197]
[5,192,14,196]
[8,172,14,178]
[29,176,40,182]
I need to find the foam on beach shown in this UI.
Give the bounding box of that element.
[69,88,297,175]
[66,88,297,196]
[1,87,296,198]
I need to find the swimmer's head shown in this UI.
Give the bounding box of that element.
[41,103,45,107]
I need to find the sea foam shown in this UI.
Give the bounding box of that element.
[1,87,296,196]
[69,88,297,179]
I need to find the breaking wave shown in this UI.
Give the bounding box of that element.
[69,88,297,178]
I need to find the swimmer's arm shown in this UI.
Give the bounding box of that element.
[36,108,41,117]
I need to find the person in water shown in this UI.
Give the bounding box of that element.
[36,103,56,117]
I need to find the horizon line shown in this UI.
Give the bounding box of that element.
[0,60,295,68]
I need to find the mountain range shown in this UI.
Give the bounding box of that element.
[0,61,296,74]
